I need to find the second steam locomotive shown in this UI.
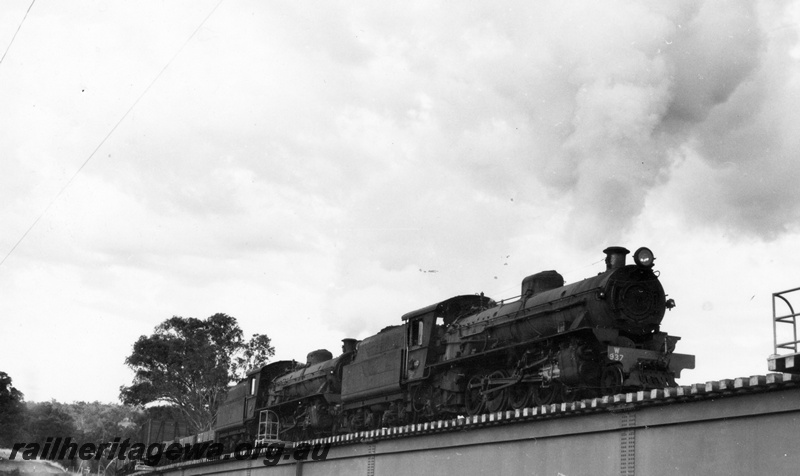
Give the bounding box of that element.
[215,246,694,445]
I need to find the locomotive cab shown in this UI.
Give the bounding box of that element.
[401,295,494,382]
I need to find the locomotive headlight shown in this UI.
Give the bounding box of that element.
[633,247,655,267]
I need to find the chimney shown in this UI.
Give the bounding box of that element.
[342,338,358,354]
[603,246,630,271]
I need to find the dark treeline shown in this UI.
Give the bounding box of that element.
[1,371,183,473]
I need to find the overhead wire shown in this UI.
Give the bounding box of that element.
[0,0,224,270]
[0,0,36,67]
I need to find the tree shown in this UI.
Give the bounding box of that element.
[233,333,276,380]
[22,401,77,446]
[120,313,274,432]
[59,401,142,472]
[64,401,142,444]
[0,371,26,447]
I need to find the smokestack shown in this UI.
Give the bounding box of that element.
[603,246,630,271]
[342,338,358,354]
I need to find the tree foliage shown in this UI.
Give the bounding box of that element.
[15,401,142,471]
[63,401,141,444]
[0,371,26,447]
[1,371,144,472]
[120,313,274,432]
[234,333,276,380]
[21,401,77,451]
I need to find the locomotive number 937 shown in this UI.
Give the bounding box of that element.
[216,246,695,444]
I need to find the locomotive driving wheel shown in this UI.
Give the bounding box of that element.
[508,382,532,409]
[485,370,509,413]
[532,382,559,406]
[464,373,486,415]
[412,382,434,415]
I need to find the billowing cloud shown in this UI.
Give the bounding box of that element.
[673,2,800,238]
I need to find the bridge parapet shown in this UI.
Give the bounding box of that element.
[137,374,800,476]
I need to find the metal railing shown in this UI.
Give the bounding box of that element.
[773,286,800,355]
[256,409,280,445]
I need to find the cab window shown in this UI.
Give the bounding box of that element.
[410,320,423,346]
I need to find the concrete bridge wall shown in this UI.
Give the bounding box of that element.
[146,377,800,476]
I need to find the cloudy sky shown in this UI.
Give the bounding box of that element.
[1,0,799,404]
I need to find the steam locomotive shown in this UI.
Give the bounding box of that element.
[214,246,694,445]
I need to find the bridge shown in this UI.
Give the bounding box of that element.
[140,374,800,476]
